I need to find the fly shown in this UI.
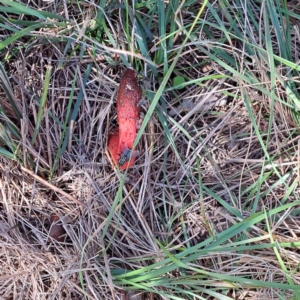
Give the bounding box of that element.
[118,148,139,167]
[118,148,132,167]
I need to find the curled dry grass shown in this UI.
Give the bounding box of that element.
[1,0,300,299]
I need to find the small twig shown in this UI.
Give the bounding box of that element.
[20,166,86,208]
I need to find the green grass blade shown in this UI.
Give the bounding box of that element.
[0,23,45,51]
[264,2,276,144]
[0,0,46,20]
[31,66,52,145]
[0,63,22,120]
[0,147,15,160]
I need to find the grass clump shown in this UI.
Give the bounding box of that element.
[0,0,300,299]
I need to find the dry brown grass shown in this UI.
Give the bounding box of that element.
[1,1,300,299]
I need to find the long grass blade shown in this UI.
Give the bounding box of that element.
[31,66,52,145]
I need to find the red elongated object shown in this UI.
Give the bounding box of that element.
[108,69,142,170]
